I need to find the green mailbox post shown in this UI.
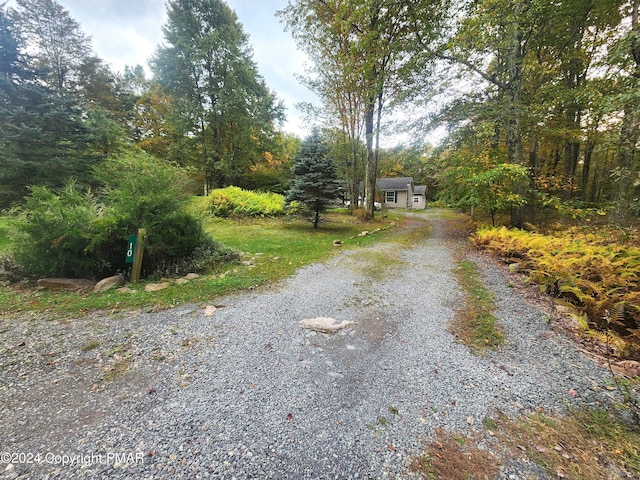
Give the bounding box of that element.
[125,235,136,264]
[125,229,146,283]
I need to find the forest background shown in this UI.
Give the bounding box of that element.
[0,0,638,223]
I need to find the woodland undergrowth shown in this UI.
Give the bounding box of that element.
[474,226,640,359]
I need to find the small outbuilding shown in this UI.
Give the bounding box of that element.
[412,185,427,210]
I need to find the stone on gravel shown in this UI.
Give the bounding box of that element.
[300,317,355,333]
[36,278,95,291]
[93,274,125,293]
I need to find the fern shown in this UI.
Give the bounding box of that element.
[473,227,640,344]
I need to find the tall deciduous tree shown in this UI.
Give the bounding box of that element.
[285,129,341,228]
[151,0,284,194]
[12,0,91,91]
[280,0,450,219]
[610,0,640,218]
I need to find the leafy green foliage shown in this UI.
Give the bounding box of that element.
[151,0,284,193]
[196,186,286,218]
[437,134,530,225]
[10,152,235,279]
[1,212,394,318]
[93,152,227,277]
[11,182,102,278]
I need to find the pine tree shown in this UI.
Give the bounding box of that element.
[285,130,341,228]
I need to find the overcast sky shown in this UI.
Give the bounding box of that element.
[8,0,318,138]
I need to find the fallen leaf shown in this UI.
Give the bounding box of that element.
[487,430,495,437]
[287,413,293,421]
[148,387,156,394]
[387,445,395,452]
[467,416,474,425]
[569,388,577,397]
[203,305,217,316]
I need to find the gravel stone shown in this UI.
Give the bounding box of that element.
[0,210,622,479]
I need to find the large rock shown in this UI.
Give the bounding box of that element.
[37,278,96,292]
[94,274,126,293]
[144,282,170,292]
[300,317,355,334]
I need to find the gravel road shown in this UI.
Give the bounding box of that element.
[0,210,621,479]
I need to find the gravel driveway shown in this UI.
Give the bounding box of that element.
[0,210,620,479]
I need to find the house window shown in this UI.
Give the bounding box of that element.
[413,196,420,203]
[385,191,397,203]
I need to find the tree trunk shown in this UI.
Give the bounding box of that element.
[504,0,528,228]
[363,98,376,220]
[614,0,640,220]
[200,117,209,196]
[581,140,595,202]
[563,139,580,201]
[349,137,359,211]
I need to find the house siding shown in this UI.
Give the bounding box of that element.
[412,194,426,209]
[382,190,410,209]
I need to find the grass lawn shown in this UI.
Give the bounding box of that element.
[0,212,398,319]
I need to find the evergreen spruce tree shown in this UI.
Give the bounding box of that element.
[285,130,341,228]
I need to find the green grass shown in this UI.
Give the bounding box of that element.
[0,212,395,318]
[450,258,504,354]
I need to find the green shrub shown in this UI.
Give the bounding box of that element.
[11,152,238,279]
[93,152,237,277]
[205,186,285,217]
[12,182,103,278]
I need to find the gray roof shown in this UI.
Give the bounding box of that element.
[376,177,414,191]
[414,186,426,195]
